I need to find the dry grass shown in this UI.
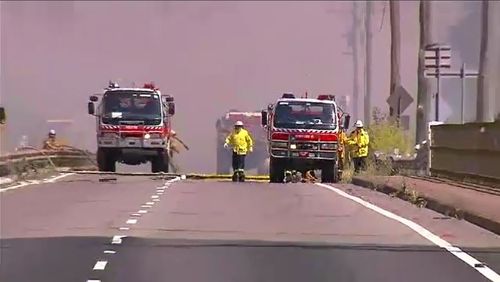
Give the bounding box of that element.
[340,166,354,183]
[388,178,427,208]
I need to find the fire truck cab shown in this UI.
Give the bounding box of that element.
[261,93,350,183]
[87,81,175,173]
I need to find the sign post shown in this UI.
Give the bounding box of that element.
[424,44,451,121]
[425,48,478,123]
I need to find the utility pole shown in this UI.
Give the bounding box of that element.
[352,1,360,122]
[476,0,489,122]
[364,0,373,125]
[389,0,401,121]
[416,0,432,143]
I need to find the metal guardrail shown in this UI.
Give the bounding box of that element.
[0,149,96,178]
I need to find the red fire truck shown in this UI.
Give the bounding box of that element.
[216,110,268,175]
[87,81,175,173]
[261,93,350,183]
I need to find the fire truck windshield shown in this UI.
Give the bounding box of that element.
[273,101,337,130]
[101,91,162,125]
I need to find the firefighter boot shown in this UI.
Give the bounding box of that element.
[232,171,238,182]
[284,170,293,183]
[238,170,245,182]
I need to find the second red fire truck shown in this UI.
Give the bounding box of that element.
[261,93,350,183]
[87,81,175,173]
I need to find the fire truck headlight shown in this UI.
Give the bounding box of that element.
[144,133,151,139]
[320,143,337,150]
[290,144,297,149]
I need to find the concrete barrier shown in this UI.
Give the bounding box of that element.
[430,121,500,187]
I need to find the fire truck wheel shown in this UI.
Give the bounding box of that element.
[321,160,339,183]
[151,151,169,173]
[269,157,285,183]
[97,148,116,172]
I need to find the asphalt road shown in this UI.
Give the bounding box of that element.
[1,174,499,282]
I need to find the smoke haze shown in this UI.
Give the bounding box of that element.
[0,1,475,172]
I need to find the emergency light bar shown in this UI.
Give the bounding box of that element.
[282,93,295,99]
[108,81,119,89]
[317,94,335,101]
[143,82,159,90]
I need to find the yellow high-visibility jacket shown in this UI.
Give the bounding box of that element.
[347,128,369,158]
[338,130,348,159]
[43,138,62,150]
[225,129,253,155]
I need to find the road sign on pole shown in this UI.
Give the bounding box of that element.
[386,85,414,124]
[424,45,451,69]
[424,44,452,121]
[424,52,479,124]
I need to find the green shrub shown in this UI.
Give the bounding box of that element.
[367,107,414,155]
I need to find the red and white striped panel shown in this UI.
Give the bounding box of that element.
[100,125,164,131]
[144,126,163,130]
[272,128,336,134]
[100,125,119,130]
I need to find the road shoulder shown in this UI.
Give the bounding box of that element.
[352,175,500,235]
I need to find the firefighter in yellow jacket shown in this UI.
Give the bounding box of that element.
[42,129,63,150]
[224,120,253,182]
[347,120,370,173]
[338,125,348,170]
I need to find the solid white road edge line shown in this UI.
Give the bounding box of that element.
[316,183,500,282]
[0,173,75,193]
[45,173,75,183]
[93,260,108,270]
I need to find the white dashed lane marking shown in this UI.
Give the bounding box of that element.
[126,219,138,225]
[111,235,127,245]
[93,260,108,270]
[85,177,182,282]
